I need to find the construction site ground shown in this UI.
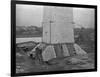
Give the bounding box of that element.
[16,41,95,74]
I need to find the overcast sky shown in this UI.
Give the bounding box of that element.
[16,4,95,28]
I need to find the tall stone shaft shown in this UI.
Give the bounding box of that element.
[42,6,74,44]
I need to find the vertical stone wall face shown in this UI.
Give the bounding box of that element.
[42,6,75,60]
[42,6,74,44]
[54,44,64,58]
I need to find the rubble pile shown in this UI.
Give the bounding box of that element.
[16,41,94,73]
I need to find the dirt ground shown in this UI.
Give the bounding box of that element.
[16,43,95,73]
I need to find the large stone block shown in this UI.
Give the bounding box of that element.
[42,45,56,61]
[42,6,74,44]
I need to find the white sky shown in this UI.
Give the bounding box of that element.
[16,4,95,28]
[73,8,94,28]
[16,4,43,27]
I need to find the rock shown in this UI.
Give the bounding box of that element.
[57,62,66,67]
[73,54,89,60]
[69,58,82,64]
[16,69,20,73]
[20,69,24,72]
[62,44,70,56]
[65,57,87,65]
[16,68,24,73]
[79,63,94,69]
[47,57,65,65]
[16,53,23,57]
[42,45,56,61]
[74,44,87,55]
[47,59,60,65]
[16,66,21,69]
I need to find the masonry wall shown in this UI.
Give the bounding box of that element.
[42,6,74,44]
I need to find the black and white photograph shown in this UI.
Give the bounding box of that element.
[11,1,97,76]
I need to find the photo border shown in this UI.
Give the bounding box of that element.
[11,0,97,76]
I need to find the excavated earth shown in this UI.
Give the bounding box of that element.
[16,41,95,73]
